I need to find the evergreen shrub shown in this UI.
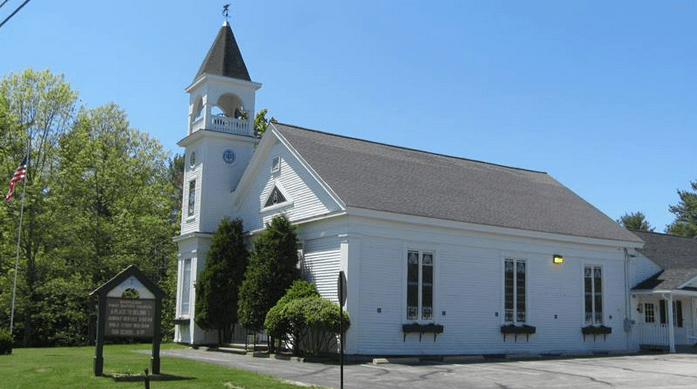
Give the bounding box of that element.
[0,328,13,355]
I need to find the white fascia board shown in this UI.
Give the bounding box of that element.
[178,128,257,148]
[633,289,697,298]
[173,231,214,243]
[185,73,262,93]
[246,210,348,237]
[676,273,697,290]
[268,123,347,210]
[346,206,645,250]
[229,127,277,210]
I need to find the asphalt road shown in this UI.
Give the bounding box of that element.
[160,349,697,389]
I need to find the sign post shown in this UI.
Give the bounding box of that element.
[90,265,165,376]
[338,271,347,389]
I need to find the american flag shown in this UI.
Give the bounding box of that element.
[5,155,28,202]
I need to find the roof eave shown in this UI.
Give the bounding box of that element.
[347,206,645,249]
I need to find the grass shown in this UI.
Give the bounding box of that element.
[0,343,325,389]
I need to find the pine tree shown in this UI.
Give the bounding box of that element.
[667,181,697,237]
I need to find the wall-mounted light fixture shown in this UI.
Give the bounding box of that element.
[553,254,564,264]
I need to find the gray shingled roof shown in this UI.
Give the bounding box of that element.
[193,23,251,83]
[274,123,642,243]
[632,231,697,291]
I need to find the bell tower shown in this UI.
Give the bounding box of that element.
[174,20,261,345]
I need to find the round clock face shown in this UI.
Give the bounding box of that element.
[189,151,196,167]
[223,149,236,164]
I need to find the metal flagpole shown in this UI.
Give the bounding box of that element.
[9,142,29,335]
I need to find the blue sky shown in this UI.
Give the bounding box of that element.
[2,1,695,232]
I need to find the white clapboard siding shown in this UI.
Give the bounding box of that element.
[303,237,341,302]
[237,140,342,232]
[347,219,631,356]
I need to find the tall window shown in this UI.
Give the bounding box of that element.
[181,259,192,315]
[584,266,602,324]
[188,180,196,217]
[407,250,433,321]
[504,259,526,323]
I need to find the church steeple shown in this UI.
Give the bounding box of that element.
[175,20,261,345]
[193,21,251,83]
[184,22,261,138]
[179,21,262,236]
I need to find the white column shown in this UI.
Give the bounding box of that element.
[664,293,675,353]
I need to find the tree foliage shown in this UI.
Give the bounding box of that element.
[253,108,277,139]
[238,214,300,333]
[0,68,78,346]
[0,69,178,346]
[667,181,697,237]
[618,211,654,232]
[195,218,249,343]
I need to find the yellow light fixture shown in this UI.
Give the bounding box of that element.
[553,254,564,264]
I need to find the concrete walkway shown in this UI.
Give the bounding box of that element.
[160,348,697,389]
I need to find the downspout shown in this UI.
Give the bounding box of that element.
[623,248,634,349]
[662,293,676,353]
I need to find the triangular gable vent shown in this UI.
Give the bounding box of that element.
[264,186,287,208]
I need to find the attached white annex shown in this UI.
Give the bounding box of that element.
[174,22,692,357]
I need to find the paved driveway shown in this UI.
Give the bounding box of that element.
[160,349,697,389]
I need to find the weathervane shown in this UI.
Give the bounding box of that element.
[222,4,231,22]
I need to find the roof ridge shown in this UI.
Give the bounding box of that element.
[630,230,697,240]
[274,122,548,175]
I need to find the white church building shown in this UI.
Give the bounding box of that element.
[174,22,697,357]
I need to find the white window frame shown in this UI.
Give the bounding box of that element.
[584,265,603,325]
[261,180,293,212]
[180,258,192,316]
[405,249,435,322]
[644,302,655,323]
[504,258,527,324]
[187,179,196,218]
[271,156,281,173]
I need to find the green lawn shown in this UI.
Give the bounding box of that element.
[0,343,325,389]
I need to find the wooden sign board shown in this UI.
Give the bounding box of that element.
[90,265,165,376]
[106,297,155,338]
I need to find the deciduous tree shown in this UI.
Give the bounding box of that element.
[0,69,77,345]
[253,108,276,139]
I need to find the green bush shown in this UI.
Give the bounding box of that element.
[265,280,319,342]
[0,328,13,355]
[265,282,350,356]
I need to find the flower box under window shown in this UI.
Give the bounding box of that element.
[500,324,536,342]
[402,323,444,342]
[582,325,612,341]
